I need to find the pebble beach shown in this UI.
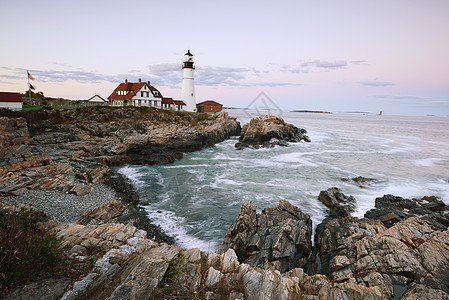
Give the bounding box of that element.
[2,184,119,223]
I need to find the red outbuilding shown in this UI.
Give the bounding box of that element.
[196,100,222,114]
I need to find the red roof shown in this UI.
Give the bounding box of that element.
[108,80,162,100]
[162,97,174,104]
[173,100,186,106]
[0,92,23,103]
[197,100,222,106]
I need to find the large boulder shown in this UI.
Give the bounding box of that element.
[235,115,310,149]
[220,200,313,273]
[318,187,356,217]
[364,194,449,229]
[315,215,449,297]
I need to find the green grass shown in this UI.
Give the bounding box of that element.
[0,207,66,295]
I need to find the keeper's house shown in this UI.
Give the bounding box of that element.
[0,92,23,111]
[161,97,187,111]
[108,79,163,107]
[196,100,222,114]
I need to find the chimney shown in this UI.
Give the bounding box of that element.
[138,78,141,83]
[147,81,150,85]
[125,79,128,84]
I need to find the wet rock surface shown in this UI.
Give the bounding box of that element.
[0,108,240,196]
[220,200,313,273]
[364,194,449,229]
[235,115,310,149]
[3,195,449,299]
[318,187,356,217]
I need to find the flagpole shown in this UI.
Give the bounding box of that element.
[27,70,32,105]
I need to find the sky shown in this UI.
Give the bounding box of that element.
[1,0,448,115]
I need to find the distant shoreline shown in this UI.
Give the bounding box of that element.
[291,110,332,114]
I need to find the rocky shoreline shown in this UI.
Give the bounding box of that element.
[1,107,241,243]
[1,109,448,299]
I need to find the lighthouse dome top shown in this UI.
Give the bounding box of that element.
[184,50,194,64]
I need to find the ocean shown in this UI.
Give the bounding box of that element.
[118,109,449,251]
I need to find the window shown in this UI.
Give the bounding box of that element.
[141,92,144,97]
[153,91,158,96]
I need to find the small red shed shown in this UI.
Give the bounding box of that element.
[196,100,222,114]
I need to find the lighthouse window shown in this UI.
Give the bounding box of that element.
[191,93,194,96]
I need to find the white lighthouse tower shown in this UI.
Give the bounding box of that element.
[181,50,196,112]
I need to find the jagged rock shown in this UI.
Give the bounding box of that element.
[77,166,111,184]
[205,267,223,286]
[315,215,449,297]
[5,200,449,300]
[341,176,376,187]
[68,183,91,196]
[0,117,29,149]
[365,194,449,229]
[318,187,356,217]
[402,283,449,300]
[235,115,310,149]
[78,202,133,225]
[220,200,313,273]
[0,108,241,196]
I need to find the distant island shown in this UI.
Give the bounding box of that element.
[291,110,332,114]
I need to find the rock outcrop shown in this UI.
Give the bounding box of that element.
[318,187,356,217]
[220,200,313,273]
[4,196,449,299]
[315,193,449,299]
[235,115,310,149]
[2,202,384,300]
[364,194,449,229]
[0,108,241,196]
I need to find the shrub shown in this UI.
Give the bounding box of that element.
[190,113,209,126]
[0,207,65,295]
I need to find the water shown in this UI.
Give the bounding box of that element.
[118,110,449,251]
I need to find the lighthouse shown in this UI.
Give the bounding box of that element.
[181,50,196,112]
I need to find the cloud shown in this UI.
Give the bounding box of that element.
[146,63,181,87]
[300,60,348,69]
[430,100,449,104]
[350,60,369,65]
[359,81,395,87]
[280,59,364,74]
[369,94,430,103]
[0,64,303,88]
[196,66,251,86]
[0,66,129,84]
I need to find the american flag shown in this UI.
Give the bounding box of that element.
[27,71,35,81]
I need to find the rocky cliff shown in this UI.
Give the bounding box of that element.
[0,107,241,196]
[6,191,447,300]
[235,115,310,149]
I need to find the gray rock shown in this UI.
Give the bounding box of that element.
[68,183,91,196]
[365,194,449,229]
[235,115,310,149]
[318,187,356,217]
[221,199,312,273]
[4,278,70,300]
[205,267,223,286]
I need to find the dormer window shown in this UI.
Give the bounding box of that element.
[153,91,158,96]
